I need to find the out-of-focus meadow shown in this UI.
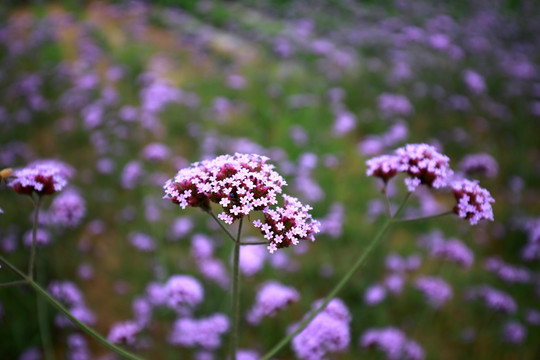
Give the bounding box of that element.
[1,0,539,359]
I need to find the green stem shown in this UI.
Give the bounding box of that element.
[29,280,145,360]
[261,217,394,360]
[381,185,392,219]
[393,210,454,223]
[0,256,144,360]
[0,280,28,288]
[229,217,244,360]
[28,196,42,280]
[37,262,55,360]
[393,191,411,219]
[239,240,267,245]
[206,209,237,243]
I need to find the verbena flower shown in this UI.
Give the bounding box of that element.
[360,327,425,360]
[395,143,453,192]
[458,153,498,178]
[164,275,204,311]
[291,298,351,360]
[364,284,387,305]
[9,159,73,196]
[452,179,495,225]
[465,285,517,314]
[484,257,531,284]
[501,320,527,344]
[49,188,86,228]
[164,153,320,253]
[164,153,286,217]
[366,143,453,192]
[246,281,300,325]
[168,313,229,350]
[414,276,453,309]
[107,321,141,346]
[254,194,320,254]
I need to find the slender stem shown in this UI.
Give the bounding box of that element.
[393,191,411,219]
[28,280,145,360]
[239,240,267,246]
[0,254,28,279]
[0,280,28,287]
[393,210,454,224]
[0,256,144,360]
[206,209,237,243]
[261,217,394,360]
[28,196,43,280]
[37,261,55,360]
[381,185,392,219]
[229,217,244,360]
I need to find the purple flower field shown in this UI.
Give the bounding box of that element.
[1,1,539,359]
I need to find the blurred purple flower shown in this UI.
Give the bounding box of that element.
[169,313,229,350]
[364,284,387,305]
[414,276,453,308]
[501,320,527,344]
[49,188,86,228]
[108,321,141,346]
[360,327,424,360]
[247,281,300,325]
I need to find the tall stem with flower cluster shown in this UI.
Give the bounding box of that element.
[262,191,412,360]
[230,217,244,360]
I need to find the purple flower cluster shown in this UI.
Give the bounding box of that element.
[414,276,453,309]
[367,143,452,191]
[419,233,474,268]
[458,153,498,178]
[366,144,495,226]
[465,285,517,314]
[484,257,531,284]
[164,275,204,312]
[164,153,320,252]
[49,188,86,228]
[501,320,527,344]
[47,281,95,328]
[9,159,73,196]
[168,313,229,350]
[291,298,351,360]
[246,281,300,325]
[107,321,141,346]
[253,194,320,254]
[452,179,495,225]
[360,327,425,360]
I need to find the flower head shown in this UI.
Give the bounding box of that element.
[9,160,73,196]
[246,281,300,325]
[253,194,321,253]
[360,327,424,360]
[168,313,229,350]
[164,153,286,220]
[395,143,453,192]
[452,179,494,225]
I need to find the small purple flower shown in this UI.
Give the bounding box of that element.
[501,320,527,344]
[9,159,73,196]
[254,194,321,254]
[49,188,86,228]
[67,333,91,360]
[197,258,230,288]
[121,161,143,189]
[19,347,42,360]
[366,155,400,183]
[141,142,171,162]
[55,306,96,328]
[463,69,486,94]
[484,257,531,283]
[48,281,84,308]
[318,203,345,239]
[360,327,424,360]
[465,285,517,314]
[395,143,453,192]
[23,228,51,247]
[291,298,351,360]
[164,275,204,311]
[107,321,141,346]
[458,153,498,178]
[378,93,414,118]
[384,274,405,295]
[128,232,156,252]
[431,238,474,268]
[525,308,540,326]
[168,313,229,350]
[452,179,494,225]
[170,216,193,240]
[414,276,453,309]
[364,284,387,305]
[246,281,300,325]
[239,242,266,276]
